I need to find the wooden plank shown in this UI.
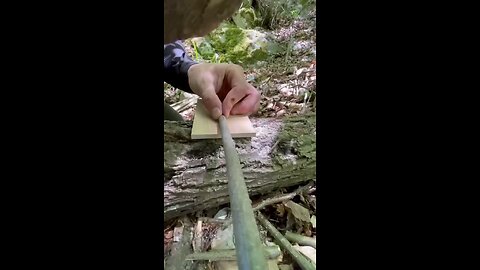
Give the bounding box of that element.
[191,100,256,139]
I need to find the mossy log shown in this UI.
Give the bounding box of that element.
[164,113,316,221]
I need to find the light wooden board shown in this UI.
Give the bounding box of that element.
[191,100,256,139]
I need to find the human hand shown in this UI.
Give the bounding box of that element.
[187,63,261,119]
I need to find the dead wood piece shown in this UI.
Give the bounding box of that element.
[284,231,316,248]
[257,213,316,270]
[252,182,314,211]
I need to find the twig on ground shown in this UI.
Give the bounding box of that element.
[171,96,198,113]
[193,219,203,253]
[270,139,280,153]
[252,182,314,212]
[257,213,316,270]
[198,217,229,224]
[284,231,316,248]
[164,219,177,233]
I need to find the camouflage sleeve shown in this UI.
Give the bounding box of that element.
[163,41,198,93]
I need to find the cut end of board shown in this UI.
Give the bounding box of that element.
[191,100,256,140]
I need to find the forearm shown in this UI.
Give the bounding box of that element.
[163,41,198,93]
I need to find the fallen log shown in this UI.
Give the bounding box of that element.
[164,113,316,221]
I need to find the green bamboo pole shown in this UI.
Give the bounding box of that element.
[218,115,269,270]
[257,213,316,270]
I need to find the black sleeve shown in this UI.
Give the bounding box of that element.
[163,41,198,93]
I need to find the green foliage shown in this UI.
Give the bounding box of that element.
[232,7,260,29]
[209,27,248,64]
[191,40,200,60]
[255,0,315,29]
[189,24,276,65]
[242,0,253,7]
[185,0,315,65]
[192,38,215,60]
[211,27,246,54]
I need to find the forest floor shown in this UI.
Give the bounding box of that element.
[164,7,316,270]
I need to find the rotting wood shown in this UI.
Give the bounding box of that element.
[164,113,316,221]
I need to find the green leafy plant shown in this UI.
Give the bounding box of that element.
[191,40,200,61]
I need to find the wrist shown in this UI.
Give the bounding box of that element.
[187,62,200,76]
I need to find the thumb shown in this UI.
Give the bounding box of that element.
[199,88,223,120]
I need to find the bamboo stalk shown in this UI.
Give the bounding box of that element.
[218,115,269,270]
[186,246,281,261]
[257,213,316,270]
[284,231,316,248]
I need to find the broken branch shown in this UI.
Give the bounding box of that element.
[257,212,316,270]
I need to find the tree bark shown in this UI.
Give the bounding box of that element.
[164,113,316,221]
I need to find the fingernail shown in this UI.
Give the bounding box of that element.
[212,108,222,119]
